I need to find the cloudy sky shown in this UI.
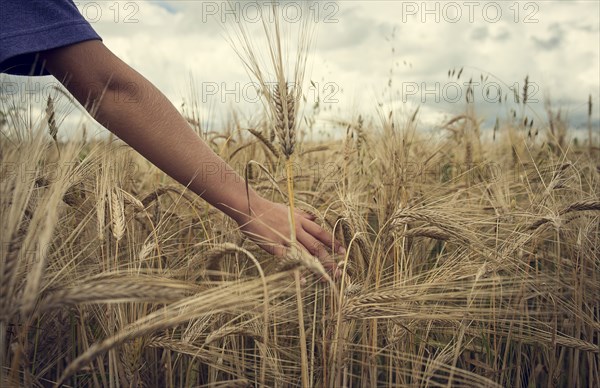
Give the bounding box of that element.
[3,1,600,139]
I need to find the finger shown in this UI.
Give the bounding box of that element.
[254,238,289,258]
[297,232,337,274]
[301,219,346,254]
[300,244,342,283]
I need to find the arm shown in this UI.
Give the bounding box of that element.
[39,40,344,272]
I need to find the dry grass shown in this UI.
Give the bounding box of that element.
[1,100,598,387]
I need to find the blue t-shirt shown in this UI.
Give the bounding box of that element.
[0,0,101,75]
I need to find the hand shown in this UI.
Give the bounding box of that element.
[235,197,346,276]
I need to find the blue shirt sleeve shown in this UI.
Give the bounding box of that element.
[0,0,102,76]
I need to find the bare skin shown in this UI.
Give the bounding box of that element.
[38,40,344,273]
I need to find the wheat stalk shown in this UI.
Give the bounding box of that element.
[140,185,200,209]
[45,95,59,155]
[110,187,125,241]
[205,324,263,345]
[54,274,289,386]
[588,94,593,156]
[136,240,155,262]
[247,127,280,158]
[37,277,194,314]
[404,226,451,241]
[529,200,600,230]
[273,83,296,159]
[227,3,315,248]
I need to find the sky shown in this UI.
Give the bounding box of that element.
[1,0,599,140]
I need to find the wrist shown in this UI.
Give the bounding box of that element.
[226,189,267,226]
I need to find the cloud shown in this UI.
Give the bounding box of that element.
[471,26,489,41]
[494,29,511,42]
[531,23,564,50]
[155,1,178,14]
[3,0,598,134]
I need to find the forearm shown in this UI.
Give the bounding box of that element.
[98,74,259,222]
[41,41,260,223]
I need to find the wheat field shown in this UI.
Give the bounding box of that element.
[1,6,600,388]
[1,95,599,387]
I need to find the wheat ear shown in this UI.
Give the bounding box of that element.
[45,95,60,155]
